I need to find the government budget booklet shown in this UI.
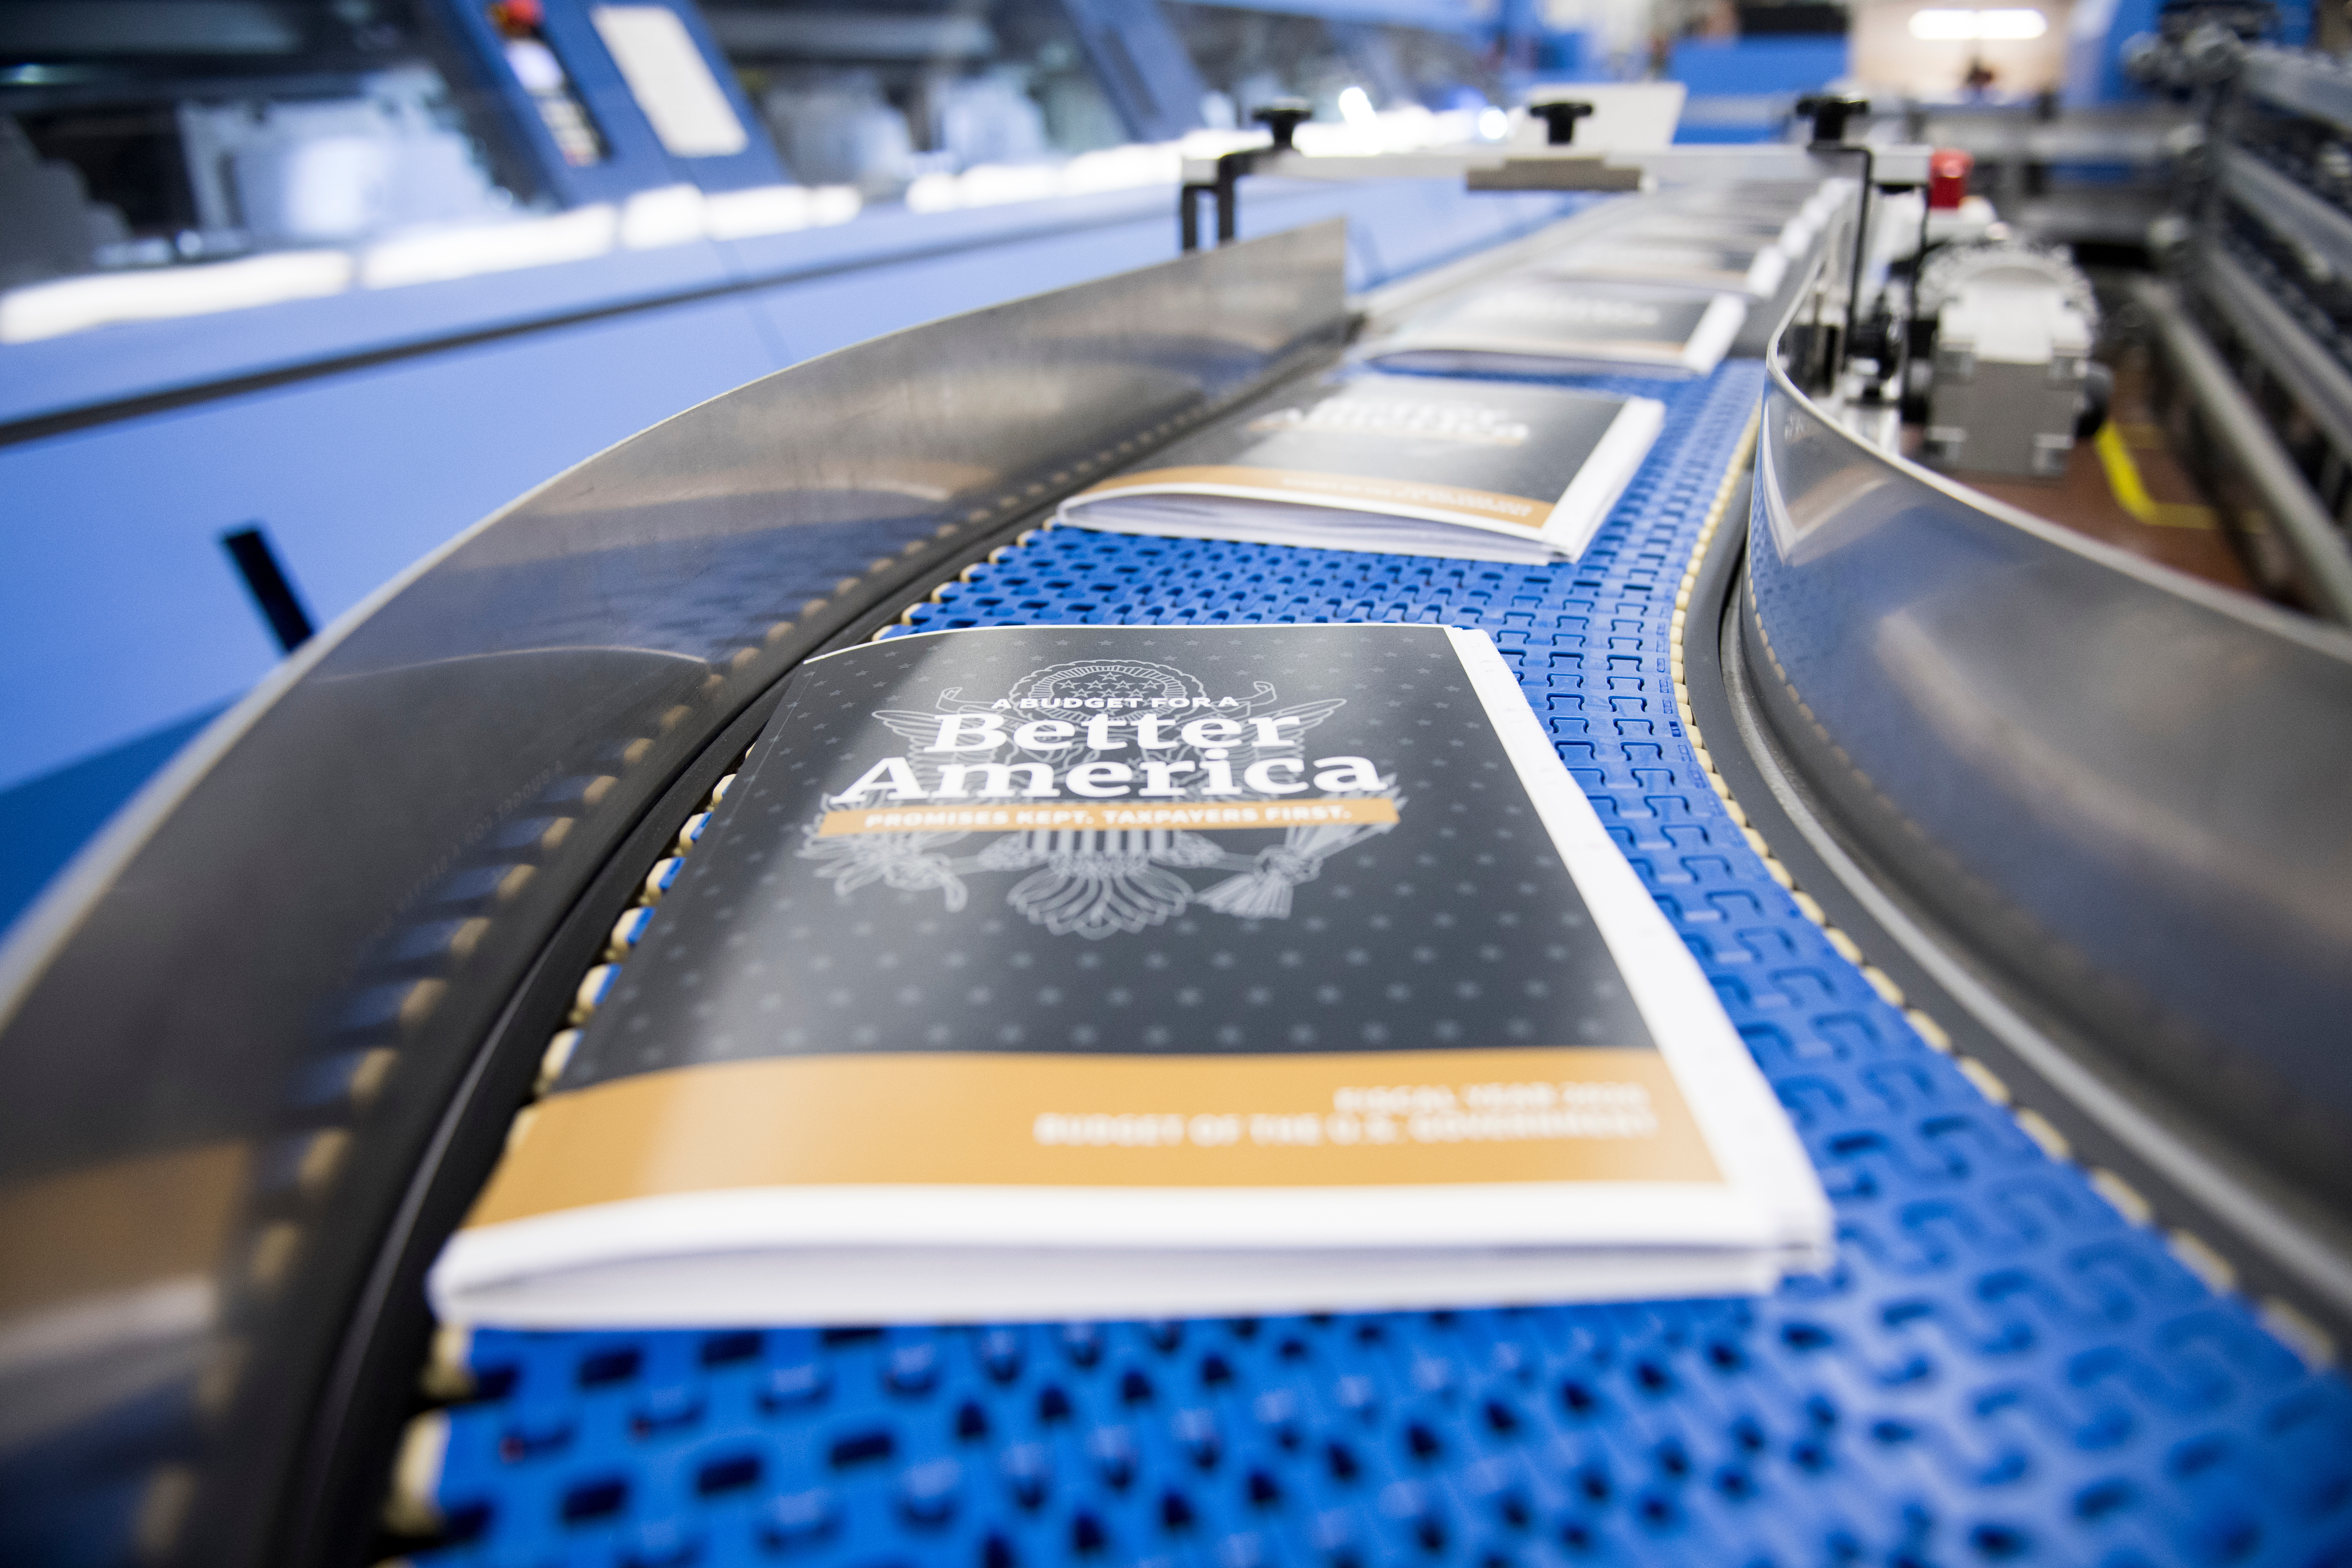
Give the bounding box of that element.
[1537,232,1791,298]
[431,623,1832,1326]
[1657,180,1839,223]
[1651,181,1849,250]
[1611,210,1807,252]
[1364,276,1749,378]
[1054,373,1665,565]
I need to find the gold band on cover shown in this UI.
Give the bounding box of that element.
[463,1047,1722,1227]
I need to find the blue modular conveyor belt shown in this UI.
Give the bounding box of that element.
[403,362,2352,1568]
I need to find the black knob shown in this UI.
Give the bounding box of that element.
[1532,101,1595,146]
[1252,99,1313,151]
[1846,309,1898,370]
[1795,94,1869,146]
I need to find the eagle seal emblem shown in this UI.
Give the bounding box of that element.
[798,658,1400,939]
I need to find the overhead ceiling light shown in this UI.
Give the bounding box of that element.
[1910,7,2047,38]
[1976,8,2049,36]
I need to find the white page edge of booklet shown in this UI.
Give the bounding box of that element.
[1446,628,1829,1257]
[435,1177,1785,1299]
[1362,351,1689,384]
[1060,485,1564,542]
[1055,506,1556,564]
[1056,395,1664,555]
[1537,397,1664,558]
[1681,294,1750,374]
[1366,334,1687,374]
[443,1242,1794,1328]
[433,625,1829,1320]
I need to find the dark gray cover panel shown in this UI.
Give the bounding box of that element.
[566,625,1655,1091]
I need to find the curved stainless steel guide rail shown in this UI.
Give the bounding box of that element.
[1733,298,2352,1331]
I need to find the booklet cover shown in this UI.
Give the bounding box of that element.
[432,624,1831,1326]
[1652,181,1846,244]
[1538,234,1791,298]
[1055,374,1664,564]
[1656,179,1832,217]
[1608,210,1805,252]
[1364,276,1749,378]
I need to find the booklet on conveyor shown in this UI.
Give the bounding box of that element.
[1609,210,1806,252]
[1052,373,1664,564]
[1651,181,1848,248]
[430,623,1833,1326]
[1364,276,1749,378]
[1657,180,1839,223]
[1538,233,1790,298]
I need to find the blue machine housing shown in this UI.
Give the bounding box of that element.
[424,0,788,204]
[1669,39,1851,144]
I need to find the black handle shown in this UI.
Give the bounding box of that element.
[1532,101,1595,147]
[1251,99,1313,150]
[220,524,315,655]
[1794,94,1869,146]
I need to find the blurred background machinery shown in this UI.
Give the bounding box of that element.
[6,5,2352,1568]
[3,0,2347,939]
[2158,39,2352,614]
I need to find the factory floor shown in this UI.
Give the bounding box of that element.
[1952,348,2257,594]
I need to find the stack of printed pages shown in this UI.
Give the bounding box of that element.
[1056,374,1666,564]
[1364,277,1751,379]
[1050,178,1837,561]
[1519,176,1847,302]
[433,623,1832,1326]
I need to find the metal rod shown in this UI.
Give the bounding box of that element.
[1847,149,1873,357]
[2135,277,2352,623]
[1816,143,1875,386]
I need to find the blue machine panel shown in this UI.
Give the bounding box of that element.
[1058,0,1212,143]
[405,362,2352,1568]
[1667,37,1850,97]
[425,0,787,206]
[1667,39,1846,144]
